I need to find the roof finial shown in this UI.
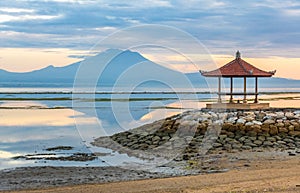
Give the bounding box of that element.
[236,50,241,59]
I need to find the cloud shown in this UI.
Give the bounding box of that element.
[0,7,35,13]
[0,0,299,59]
[0,13,62,23]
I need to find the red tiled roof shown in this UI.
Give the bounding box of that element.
[200,52,276,77]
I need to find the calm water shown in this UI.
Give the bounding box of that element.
[1,86,300,170]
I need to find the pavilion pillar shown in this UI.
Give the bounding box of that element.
[230,77,233,103]
[243,77,247,103]
[218,77,221,103]
[254,77,258,103]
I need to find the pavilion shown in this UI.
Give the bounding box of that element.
[200,51,276,109]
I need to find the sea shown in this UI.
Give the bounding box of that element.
[1,85,300,170]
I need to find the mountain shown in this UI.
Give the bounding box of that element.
[0,49,299,89]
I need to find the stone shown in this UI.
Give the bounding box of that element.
[212,143,223,148]
[232,143,243,149]
[263,141,273,146]
[253,140,263,145]
[227,117,237,124]
[237,118,246,124]
[266,137,277,142]
[294,110,300,114]
[249,143,258,147]
[285,112,295,119]
[261,126,270,132]
[247,131,257,137]
[238,136,246,143]
[264,119,275,124]
[245,122,254,126]
[269,126,278,135]
[252,120,263,125]
[277,140,286,145]
[242,145,252,150]
[222,122,232,130]
[289,131,300,137]
[265,113,277,119]
[278,127,289,133]
[258,136,266,141]
[288,125,295,131]
[256,112,266,120]
[276,112,285,119]
[283,138,294,143]
[227,132,235,138]
[223,144,232,150]
[219,134,227,141]
[274,136,282,141]
[152,136,161,142]
[276,123,285,127]
[252,124,262,131]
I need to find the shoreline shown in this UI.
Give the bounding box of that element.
[1,108,300,192]
[1,156,299,193]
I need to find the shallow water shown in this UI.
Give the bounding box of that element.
[1,87,300,170]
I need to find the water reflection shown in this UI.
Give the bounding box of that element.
[1,92,300,170]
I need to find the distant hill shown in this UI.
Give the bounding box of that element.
[0,49,299,89]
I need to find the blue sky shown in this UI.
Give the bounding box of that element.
[0,0,300,78]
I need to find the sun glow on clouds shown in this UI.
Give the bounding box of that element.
[0,48,86,72]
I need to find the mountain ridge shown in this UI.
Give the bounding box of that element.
[0,49,299,88]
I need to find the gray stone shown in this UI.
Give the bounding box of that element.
[245,142,257,147]
[223,144,232,150]
[276,112,285,119]
[283,138,294,143]
[152,136,161,142]
[253,140,263,145]
[237,118,246,124]
[277,140,286,145]
[212,143,223,148]
[238,136,246,142]
[232,143,243,149]
[242,145,252,150]
[266,137,277,142]
[227,117,237,124]
[245,122,254,126]
[264,119,275,124]
[219,134,227,141]
[263,141,273,146]
[252,120,263,125]
[258,136,266,141]
[285,112,295,119]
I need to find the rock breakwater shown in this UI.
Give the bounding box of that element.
[93,109,300,161]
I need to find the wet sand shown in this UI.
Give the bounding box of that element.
[1,151,299,193]
[1,156,299,193]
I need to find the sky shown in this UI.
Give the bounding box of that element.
[0,0,300,79]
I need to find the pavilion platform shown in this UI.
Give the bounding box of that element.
[206,102,270,110]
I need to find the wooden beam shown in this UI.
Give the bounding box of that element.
[230,77,233,103]
[254,77,258,103]
[243,77,247,103]
[218,77,221,103]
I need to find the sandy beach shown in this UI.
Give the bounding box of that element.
[1,109,300,192]
[1,155,299,193]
